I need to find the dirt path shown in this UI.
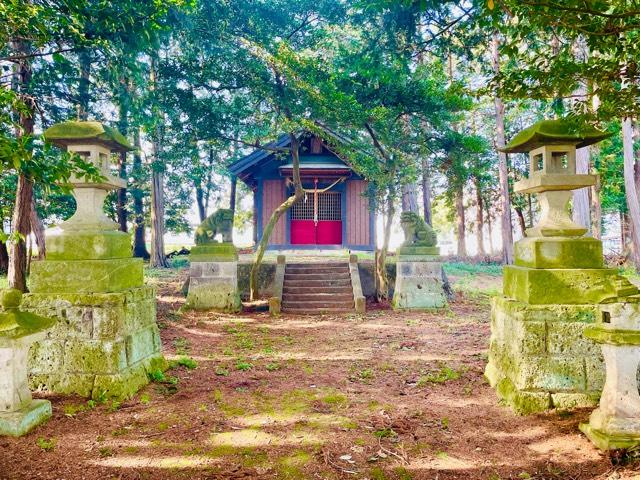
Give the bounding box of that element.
[0,269,637,479]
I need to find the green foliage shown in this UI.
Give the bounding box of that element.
[36,437,55,452]
[170,356,198,370]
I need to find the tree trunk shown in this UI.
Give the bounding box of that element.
[592,176,602,240]
[486,206,495,254]
[9,175,33,291]
[421,157,433,226]
[30,193,45,259]
[250,133,303,300]
[573,146,591,232]
[455,186,466,256]
[117,152,128,232]
[0,240,8,274]
[195,180,206,222]
[229,175,237,218]
[492,32,514,264]
[401,182,419,213]
[116,89,129,233]
[623,118,640,268]
[515,207,527,236]
[621,211,627,252]
[474,178,485,256]
[376,188,395,302]
[131,128,149,259]
[77,49,91,120]
[148,54,167,268]
[9,38,35,292]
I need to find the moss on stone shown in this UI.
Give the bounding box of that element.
[580,422,640,450]
[46,230,133,261]
[503,266,628,305]
[44,121,133,151]
[501,118,611,153]
[514,237,603,269]
[29,258,144,294]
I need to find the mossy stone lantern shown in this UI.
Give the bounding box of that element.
[43,120,132,233]
[484,119,640,415]
[503,119,610,237]
[21,120,164,401]
[0,289,56,436]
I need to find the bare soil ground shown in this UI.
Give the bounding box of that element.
[1,269,639,480]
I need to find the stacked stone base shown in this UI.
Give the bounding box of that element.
[393,248,446,309]
[23,286,165,400]
[185,243,241,312]
[0,400,51,437]
[485,296,603,414]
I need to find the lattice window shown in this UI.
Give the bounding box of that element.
[319,192,341,220]
[291,192,314,220]
[291,192,341,221]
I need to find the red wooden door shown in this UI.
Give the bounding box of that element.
[290,191,342,245]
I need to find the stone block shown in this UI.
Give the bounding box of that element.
[515,355,586,392]
[586,357,606,391]
[30,373,95,398]
[30,258,144,294]
[126,326,161,366]
[46,230,132,261]
[0,400,51,437]
[392,260,446,310]
[514,237,603,269]
[190,243,238,262]
[552,392,599,410]
[547,322,600,356]
[509,320,546,355]
[503,266,622,304]
[396,246,440,256]
[185,261,241,312]
[28,339,65,374]
[63,339,128,374]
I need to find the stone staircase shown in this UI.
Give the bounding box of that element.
[281,263,355,314]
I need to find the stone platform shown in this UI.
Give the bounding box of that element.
[24,285,164,400]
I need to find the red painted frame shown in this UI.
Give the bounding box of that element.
[290,220,342,245]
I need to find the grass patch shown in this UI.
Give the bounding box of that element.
[36,437,55,452]
[417,365,461,386]
[443,262,502,277]
[170,356,198,370]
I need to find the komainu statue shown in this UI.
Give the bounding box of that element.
[400,211,437,247]
[194,209,234,244]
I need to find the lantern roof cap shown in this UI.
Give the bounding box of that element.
[501,118,611,153]
[44,121,133,152]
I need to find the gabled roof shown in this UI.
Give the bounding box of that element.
[228,134,291,176]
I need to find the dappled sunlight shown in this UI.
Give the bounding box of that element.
[261,320,339,330]
[407,455,476,471]
[89,455,220,469]
[487,425,549,441]
[527,434,603,462]
[210,429,323,447]
[172,324,223,338]
[426,396,495,408]
[232,412,350,428]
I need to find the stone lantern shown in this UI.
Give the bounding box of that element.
[43,121,128,233]
[581,300,640,450]
[485,119,639,414]
[21,121,165,401]
[0,289,55,436]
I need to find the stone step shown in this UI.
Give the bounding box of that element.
[282,307,355,314]
[283,278,352,288]
[285,265,350,275]
[283,285,353,294]
[282,300,355,309]
[283,292,354,302]
[284,272,351,281]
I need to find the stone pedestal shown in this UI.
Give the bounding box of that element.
[486,237,638,414]
[392,246,446,310]
[25,229,164,401]
[580,302,640,450]
[0,290,55,436]
[0,334,52,436]
[185,243,241,312]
